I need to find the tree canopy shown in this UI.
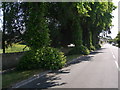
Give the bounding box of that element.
[2,2,116,53]
[1,1,116,70]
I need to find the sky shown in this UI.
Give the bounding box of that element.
[0,9,2,31]
[109,0,119,39]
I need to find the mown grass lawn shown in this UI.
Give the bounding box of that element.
[0,43,29,53]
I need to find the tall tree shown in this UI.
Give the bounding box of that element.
[23,2,50,49]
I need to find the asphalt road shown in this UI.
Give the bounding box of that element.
[18,44,118,88]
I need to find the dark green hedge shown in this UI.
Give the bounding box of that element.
[17,47,66,70]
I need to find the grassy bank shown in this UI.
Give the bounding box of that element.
[66,54,82,62]
[0,43,29,53]
[2,69,44,88]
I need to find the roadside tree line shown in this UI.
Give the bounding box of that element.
[1,2,116,70]
[109,31,120,47]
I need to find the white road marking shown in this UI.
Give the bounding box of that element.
[111,51,119,71]
[112,52,114,55]
[114,61,120,71]
[113,55,116,59]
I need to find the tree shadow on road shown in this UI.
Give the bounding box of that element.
[34,74,67,89]
[66,55,93,67]
[66,47,106,67]
[50,69,70,74]
[90,47,107,55]
[90,51,104,55]
[21,69,70,89]
[98,47,107,50]
[21,47,107,89]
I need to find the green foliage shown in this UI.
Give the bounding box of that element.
[35,47,66,70]
[95,44,101,49]
[76,2,91,17]
[17,47,66,70]
[116,32,120,47]
[0,43,29,53]
[68,45,90,55]
[17,50,39,70]
[86,2,116,49]
[89,32,95,51]
[72,19,83,46]
[48,20,62,47]
[108,39,115,44]
[17,3,67,71]
[66,54,81,62]
[3,69,43,88]
[90,45,96,51]
[3,2,117,73]
[24,3,50,49]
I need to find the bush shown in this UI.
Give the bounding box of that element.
[37,47,66,70]
[17,50,40,70]
[17,47,66,70]
[117,40,120,48]
[68,45,90,55]
[95,44,101,49]
[90,45,95,51]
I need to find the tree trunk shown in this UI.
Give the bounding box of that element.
[82,22,92,50]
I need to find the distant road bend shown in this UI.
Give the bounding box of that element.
[17,44,118,88]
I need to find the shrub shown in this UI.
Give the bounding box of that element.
[68,45,90,55]
[17,47,66,70]
[118,41,120,48]
[90,45,95,51]
[36,47,66,70]
[95,44,101,49]
[17,50,40,70]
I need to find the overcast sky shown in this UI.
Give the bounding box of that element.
[109,0,119,39]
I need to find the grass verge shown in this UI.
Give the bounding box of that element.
[0,43,29,53]
[66,54,83,62]
[2,69,44,88]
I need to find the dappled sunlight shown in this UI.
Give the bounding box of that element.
[1,1,118,88]
[2,69,43,88]
[21,71,67,88]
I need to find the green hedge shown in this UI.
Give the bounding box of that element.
[90,45,96,51]
[95,44,101,49]
[68,45,90,55]
[17,47,66,70]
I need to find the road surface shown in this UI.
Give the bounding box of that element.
[18,44,118,88]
